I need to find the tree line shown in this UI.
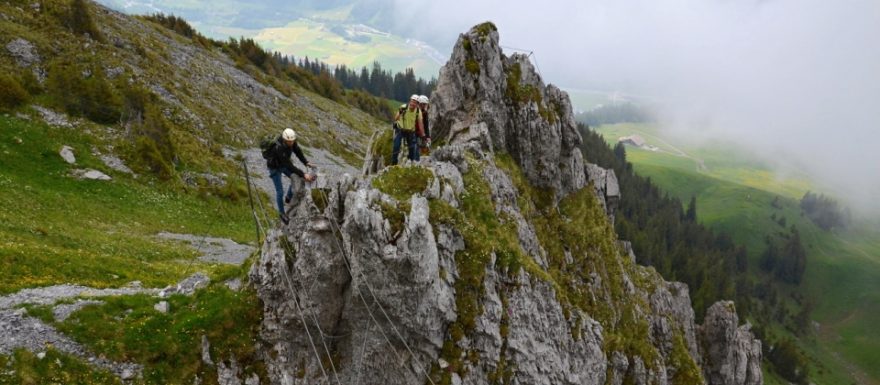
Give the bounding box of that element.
[578,124,751,319]
[799,191,851,231]
[576,102,652,126]
[579,124,816,384]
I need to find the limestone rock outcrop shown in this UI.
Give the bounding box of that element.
[249,22,762,385]
[700,302,763,385]
[430,23,586,199]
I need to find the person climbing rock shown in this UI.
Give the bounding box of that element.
[264,128,315,224]
[391,95,424,165]
[417,95,431,155]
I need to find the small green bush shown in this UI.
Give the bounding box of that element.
[0,74,30,111]
[124,101,177,180]
[135,136,174,180]
[19,70,43,95]
[66,0,104,42]
[371,129,394,167]
[465,59,480,75]
[473,22,498,38]
[46,62,122,124]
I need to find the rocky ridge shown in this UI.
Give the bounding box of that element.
[249,23,762,385]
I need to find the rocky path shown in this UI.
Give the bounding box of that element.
[0,308,142,380]
[0,283,160,381]
[158,232,255,265]
[0,272,212,382]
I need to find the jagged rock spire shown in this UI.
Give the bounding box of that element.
[430,22,586,199]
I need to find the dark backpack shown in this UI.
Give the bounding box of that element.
[259,135,277,160]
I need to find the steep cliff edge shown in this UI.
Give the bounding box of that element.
[249,23,761,385]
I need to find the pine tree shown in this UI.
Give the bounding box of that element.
[685,196,697,222]
[68,0,103,41]
[776,227,806,284]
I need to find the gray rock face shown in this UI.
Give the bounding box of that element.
[59,145,76,164]
[5,38,40,67]
[159,272,210,297]
[99,153,134,175]
[430,23,586,199]
[70,168,112,181]
[157,232,255,265]
[498,275,606,385]
[33,106,73,128]
[250,171,456,384]
[250,22,762,385]
[700,302,763,385]
[585,163,621,222]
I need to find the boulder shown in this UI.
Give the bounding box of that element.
[59,146,76,164]
[70,169,112,181]
[153,301,169,314]
[5,38,40,68]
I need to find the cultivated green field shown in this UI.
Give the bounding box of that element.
[251,18,442,77]
[596,123,880,385]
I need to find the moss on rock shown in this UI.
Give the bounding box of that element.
[371,165,434,202]
[473,22,498,40]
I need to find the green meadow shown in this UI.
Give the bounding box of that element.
[596,123,880,385]
[0,114,256,294]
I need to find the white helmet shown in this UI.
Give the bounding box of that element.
[418,95,429,104]
[410,94,420,102]
[282,128,296,141]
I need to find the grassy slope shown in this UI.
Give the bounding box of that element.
[0,1,382,381]
[0,0,384,294]
[96,0,443,78]
[0,115,254,294]
[596,123,880,384]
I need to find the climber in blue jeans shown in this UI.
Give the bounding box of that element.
[264,128,315,224]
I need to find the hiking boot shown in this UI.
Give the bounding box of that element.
[280,213,290,225]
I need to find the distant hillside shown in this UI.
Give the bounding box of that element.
[593,123,880,385]
[95,0,445,78]
[2,0,385,166]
